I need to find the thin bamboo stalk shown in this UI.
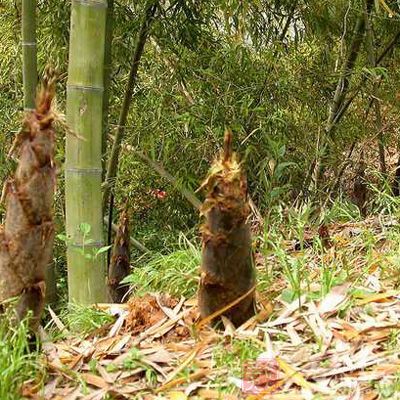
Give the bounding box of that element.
[327,0,374,132]
[304,0,375,194]
[65,0,108,304]
[102,0,157,211]
[365,6,386,174]
[22,0,37,110]
[374,99,386,174]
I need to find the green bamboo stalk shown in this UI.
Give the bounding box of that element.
[103,0,114,266]
[66,0,108,304]
[102,0,114,169]
[22,0,37,110]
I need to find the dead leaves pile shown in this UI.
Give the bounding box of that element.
[23,217,400,399]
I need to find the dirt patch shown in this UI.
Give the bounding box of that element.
[126,294,177,334]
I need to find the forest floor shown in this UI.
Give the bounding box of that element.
[21,215,400,400]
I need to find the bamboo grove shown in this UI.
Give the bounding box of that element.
[0,0,400,327]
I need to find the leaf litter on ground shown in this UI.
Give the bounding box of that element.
[22,216,400,399]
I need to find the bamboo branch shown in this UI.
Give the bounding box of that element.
[326,0,373,132]
[151,38,195,106]
[102,0,157,210]
[103,216,150,253]
[132,149,202,210]
[244,1,298,134]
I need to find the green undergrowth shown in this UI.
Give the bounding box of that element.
[46,303,114,341]
[124,234,201,298]
[209,337,264,395]
[124,189,400,306]
[0,312,44,400]
[63,304,114,334]
[5,193,400,398]
[260,190,400,300]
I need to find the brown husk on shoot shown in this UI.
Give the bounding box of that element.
[0,77,56,331]
[108,206,130,303]
[198,130,256,327]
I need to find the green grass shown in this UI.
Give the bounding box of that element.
[209,337,264,394]
[0,313,44,400]
[213,337,263,373]
[375,373,400,399]
[58,303,114,336]
[124,234,200,298]
[325,198,361,223]
[257,195,400,304]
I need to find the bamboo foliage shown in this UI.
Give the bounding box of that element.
[22,0,38,110]
[65,0,108,304]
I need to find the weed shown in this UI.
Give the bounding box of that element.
[275,245,308,302]
[375,373,400,399]
[325,198,360,223]
[368,171,400,216]
[124,234,200,298]
[61,303,114,335]
[385,329,400,351]
[115,348,157,386]
[210,337,264,394]
[213,337,263,376]
[0,312,44,400]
